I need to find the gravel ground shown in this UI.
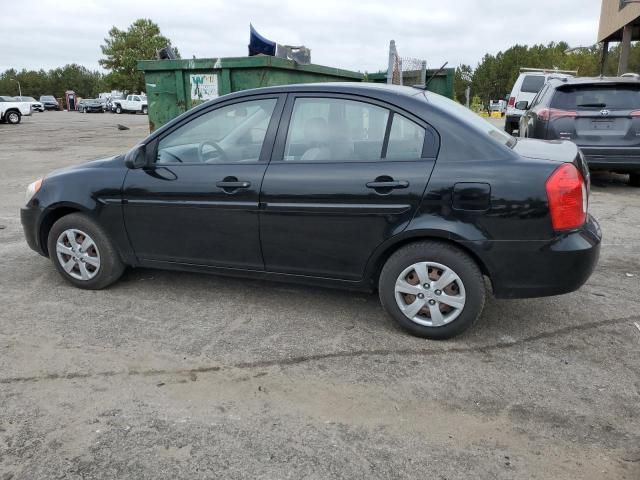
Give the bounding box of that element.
[0,111,639,480]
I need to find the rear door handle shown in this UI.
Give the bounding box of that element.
[366,180,409,189]
[216,181,251,189]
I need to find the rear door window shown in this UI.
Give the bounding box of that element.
[283,97,390,162]
[386,114,426,160]
[551,84,640,110]
[520,75,546,94]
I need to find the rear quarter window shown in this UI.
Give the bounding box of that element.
[520,75,546,94]
[551,84,640,110]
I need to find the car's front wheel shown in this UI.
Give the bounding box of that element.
[6,111,21,124]
[141,106,148,115]
[379,241,485,339]
[115,105,122,114]
[47,213,125,290]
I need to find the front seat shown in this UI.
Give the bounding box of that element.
[300,117,331,161]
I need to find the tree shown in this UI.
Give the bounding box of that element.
[99,19,178,93]
[0,65,105,98]
[454,64,473,103]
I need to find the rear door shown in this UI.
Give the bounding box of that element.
[547,83,640,149]
[259,94,438,281]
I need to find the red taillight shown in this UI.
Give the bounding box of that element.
[630,110,640,117]
[546,163,587,231]
[537,108,578,121]
[508,96,515,107]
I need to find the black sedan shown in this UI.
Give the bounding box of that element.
[518,76,640,186]
[77,98,104,113]
[21,83,601,339]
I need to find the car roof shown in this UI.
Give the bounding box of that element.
[547,76,640,88]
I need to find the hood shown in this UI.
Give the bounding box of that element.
[46,155,125,179]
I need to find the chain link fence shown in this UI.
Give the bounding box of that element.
[387,40,427,86]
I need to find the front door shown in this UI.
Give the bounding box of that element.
[259,94,438,281]
[123,95,283,269]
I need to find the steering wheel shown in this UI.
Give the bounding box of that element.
[198,140,228,163]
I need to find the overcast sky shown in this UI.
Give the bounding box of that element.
[0,0,602,73]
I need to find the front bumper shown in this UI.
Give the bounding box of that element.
[465,215,602,299]
[20,205,46,256]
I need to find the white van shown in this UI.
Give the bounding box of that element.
[505,68,576,135]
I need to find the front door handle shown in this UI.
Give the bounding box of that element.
[216,181,251,189]
[366,180,409,189]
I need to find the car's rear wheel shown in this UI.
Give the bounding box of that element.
[629,173,640,187]
[6,111,21,124]
[47,213,125,290]
[379,241,485,339]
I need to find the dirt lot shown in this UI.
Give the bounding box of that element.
[1,112,639,480]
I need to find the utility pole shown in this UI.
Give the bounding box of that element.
[10,78,22,98]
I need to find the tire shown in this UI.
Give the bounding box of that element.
[504,122,514,136]
[141,106,148,115]
[6,110,21,124]
[47,213,125,290]
[378,241,486,339]
[115,105,122,114]
[630,173,640,187]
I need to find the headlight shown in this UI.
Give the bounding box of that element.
[25,178,43,204]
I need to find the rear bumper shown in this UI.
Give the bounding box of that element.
[465,215,601,299]
[579,148,640,172]
[505,114,521,125]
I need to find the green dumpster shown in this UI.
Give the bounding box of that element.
[138,56,364,131]
[367,67,455,99]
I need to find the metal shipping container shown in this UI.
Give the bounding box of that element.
[138,56,364,131]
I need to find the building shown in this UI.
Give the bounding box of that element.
[598,0,640,74]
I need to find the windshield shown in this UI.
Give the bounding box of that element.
[41,96,56,101]
[423,91,516,148]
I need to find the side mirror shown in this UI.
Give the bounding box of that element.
[124,144,147,169]
[515,101,529,111]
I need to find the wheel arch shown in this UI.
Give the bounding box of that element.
[38,203,89,256]
[365,231,493,290]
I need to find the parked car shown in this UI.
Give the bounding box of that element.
[518,76,640,187]
[0,96,32,124]
[112,94,148,114]
[77,98,105,113]
[39,95,60,111]
[505,69,576,135]
[489,99,506,116]
[20,83,601,339]
[14,96,44,112]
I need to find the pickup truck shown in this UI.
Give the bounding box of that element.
[112,95,148,114]
[0,96,32,124]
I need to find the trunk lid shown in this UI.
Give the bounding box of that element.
[514,138,590,185]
